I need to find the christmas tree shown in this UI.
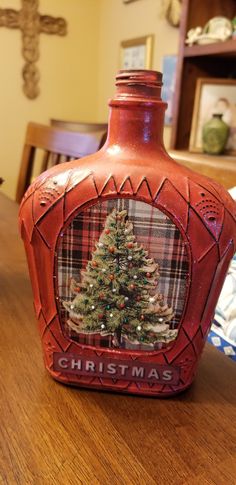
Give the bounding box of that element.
[63,208,177,348]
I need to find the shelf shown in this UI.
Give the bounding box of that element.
[169,150,236,164]
[168,150,236,189]
[184,39,236,58]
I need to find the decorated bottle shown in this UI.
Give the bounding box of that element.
[19,70,236,397]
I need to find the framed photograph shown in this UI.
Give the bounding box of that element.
[120,35,153,70]
[190,78,236,154]
[162,55,177,125]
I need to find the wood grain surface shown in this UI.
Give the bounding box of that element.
[0,193,236,485]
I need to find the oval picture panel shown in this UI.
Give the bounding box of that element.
[56,199,189,351]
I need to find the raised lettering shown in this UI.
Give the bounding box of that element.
[107,363,116,374]
[118,364,129,376]
[71,359,82,370]
[162,370,173,381]
[147,368,160,379]
[58,357,69,369]
[132,366,145,378]
[98,362,104,373]
[85,360,95,372]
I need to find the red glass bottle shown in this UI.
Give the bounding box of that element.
[19,70,236,396]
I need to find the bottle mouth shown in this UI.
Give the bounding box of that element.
[111,69,164,104]
[116,70,163,88]
[213,113,223,119]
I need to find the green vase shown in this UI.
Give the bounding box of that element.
[202,113,229,155]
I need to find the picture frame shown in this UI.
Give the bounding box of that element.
[190,78,236,155]
[162,55,177,125]
[120,35,153,70]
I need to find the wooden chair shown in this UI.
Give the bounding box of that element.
[51,118,107,133]
[16,122,106,203]
[50,119,107,148]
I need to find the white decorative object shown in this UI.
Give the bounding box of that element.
[186,17,233,46]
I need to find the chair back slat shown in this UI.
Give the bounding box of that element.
[40,150,50,173]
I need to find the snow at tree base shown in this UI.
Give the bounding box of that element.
[63,208,177,349]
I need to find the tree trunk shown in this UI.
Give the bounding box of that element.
[115,324,122,346]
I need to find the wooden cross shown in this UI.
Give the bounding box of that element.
[0,0,67,99]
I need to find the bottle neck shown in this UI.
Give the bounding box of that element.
[104,70,167,155]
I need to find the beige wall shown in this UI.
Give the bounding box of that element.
[0,0,179,200]
[0,0,100,199]
[97,0,179,146]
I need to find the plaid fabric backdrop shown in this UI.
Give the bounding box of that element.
[57,199,189,344]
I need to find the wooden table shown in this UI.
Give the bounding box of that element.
[1,193,236,485]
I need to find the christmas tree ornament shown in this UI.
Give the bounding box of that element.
[20,69,236,397]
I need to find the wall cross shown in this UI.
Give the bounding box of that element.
[0,0,67,99]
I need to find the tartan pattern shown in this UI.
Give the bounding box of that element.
[57,199,189,345]
[68,327,113,348]
[121,337,163,351]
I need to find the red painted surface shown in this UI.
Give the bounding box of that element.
[19,70,236,396]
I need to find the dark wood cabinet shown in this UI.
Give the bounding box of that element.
[170,0,236,151]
